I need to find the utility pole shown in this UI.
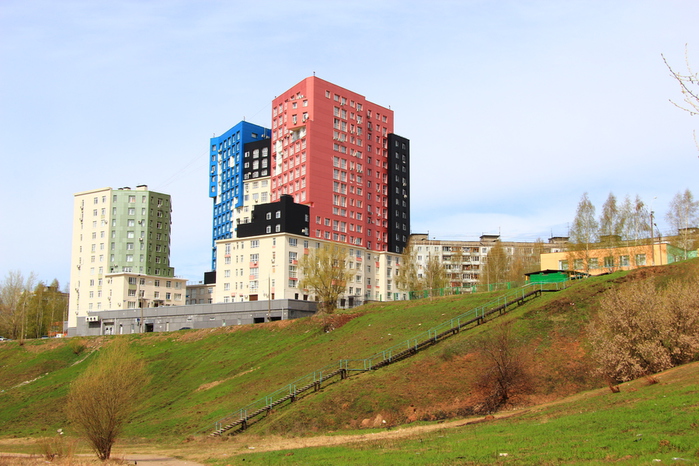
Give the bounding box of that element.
[650,210,656,266]
[267,273,271,322]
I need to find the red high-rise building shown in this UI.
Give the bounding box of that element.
[270,76,410,253]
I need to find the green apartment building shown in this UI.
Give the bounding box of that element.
[68,185,183,334]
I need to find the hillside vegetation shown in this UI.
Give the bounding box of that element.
[0,260,698,448]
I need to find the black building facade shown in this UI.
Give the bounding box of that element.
[387,133,410,254]
[243,139,272,181]
[236,194,310,238]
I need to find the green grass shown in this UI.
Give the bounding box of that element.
[0,259,698,465]
[219,363,699,465]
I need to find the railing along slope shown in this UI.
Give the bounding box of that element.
[207,282,566,436]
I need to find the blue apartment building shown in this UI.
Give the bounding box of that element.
[209,121,270,269]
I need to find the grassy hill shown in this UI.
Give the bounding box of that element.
[1,260,698,462]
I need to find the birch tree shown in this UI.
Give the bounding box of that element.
[666,188,699,258]
[568,193,599,273]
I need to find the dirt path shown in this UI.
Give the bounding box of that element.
[0,412,520,464]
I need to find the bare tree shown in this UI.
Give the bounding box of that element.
[423,253,448,297]
[662,46,699,149]
[299,244,352,314]
[568,193,599,273]
[449,247,465,288]
[395,241,422,294]
[66,338,151,460]
[472,322,534,414]
[619,195,651,243]
[666,188,699,259]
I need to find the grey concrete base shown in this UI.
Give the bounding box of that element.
[67,299,317,337]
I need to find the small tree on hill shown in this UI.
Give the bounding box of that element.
[472,322,534,414]
[66,338,151,460]
[299,244,352,314]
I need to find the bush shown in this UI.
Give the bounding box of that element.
[68,338,87,355]
[37,432,76,460]
[588,276,699,383]
[471,322,534,414]
[66,338,151,460]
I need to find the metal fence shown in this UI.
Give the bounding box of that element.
[208,281,568,436]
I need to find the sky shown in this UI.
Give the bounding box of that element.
[1,0,698,288]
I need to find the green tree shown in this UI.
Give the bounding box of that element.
[666,188,699,259]
[0,270,37,339]
[568,193,599,273]
[299,244,352,314]
[66,338,151,460]
[24,280,67,338]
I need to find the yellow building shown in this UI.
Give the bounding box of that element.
[540,242,694,275]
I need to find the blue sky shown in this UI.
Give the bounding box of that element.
[1,0,698,287]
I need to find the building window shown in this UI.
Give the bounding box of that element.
[635,254,647,266]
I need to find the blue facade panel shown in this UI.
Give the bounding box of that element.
[210,121,270,269]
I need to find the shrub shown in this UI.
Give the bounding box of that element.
[37,432,76,460]
[66,338,151,460]
[471,322,534,414]
[588,276,699,383]
[68,338,87,355]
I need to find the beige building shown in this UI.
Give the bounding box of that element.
[540,241,694,275]
[186,282,214,305]
[409,234,568,288]
[213,233,406,306]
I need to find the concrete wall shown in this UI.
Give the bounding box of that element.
[69,299,317,336]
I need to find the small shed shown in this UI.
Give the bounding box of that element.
[525,269,587,284]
